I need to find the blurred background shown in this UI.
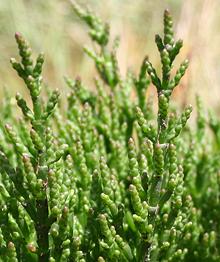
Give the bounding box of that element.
[0,0,219,111]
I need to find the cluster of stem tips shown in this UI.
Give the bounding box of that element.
[0,2,220,262]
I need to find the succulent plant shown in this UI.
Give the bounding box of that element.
[0,2,219,262]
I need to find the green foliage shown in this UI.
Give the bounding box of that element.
[0,3,219,262]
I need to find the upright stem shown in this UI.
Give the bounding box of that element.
[36,198,49,262]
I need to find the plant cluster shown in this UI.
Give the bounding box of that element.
[0,2,220,262]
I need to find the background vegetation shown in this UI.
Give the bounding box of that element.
[0,0,220,111]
